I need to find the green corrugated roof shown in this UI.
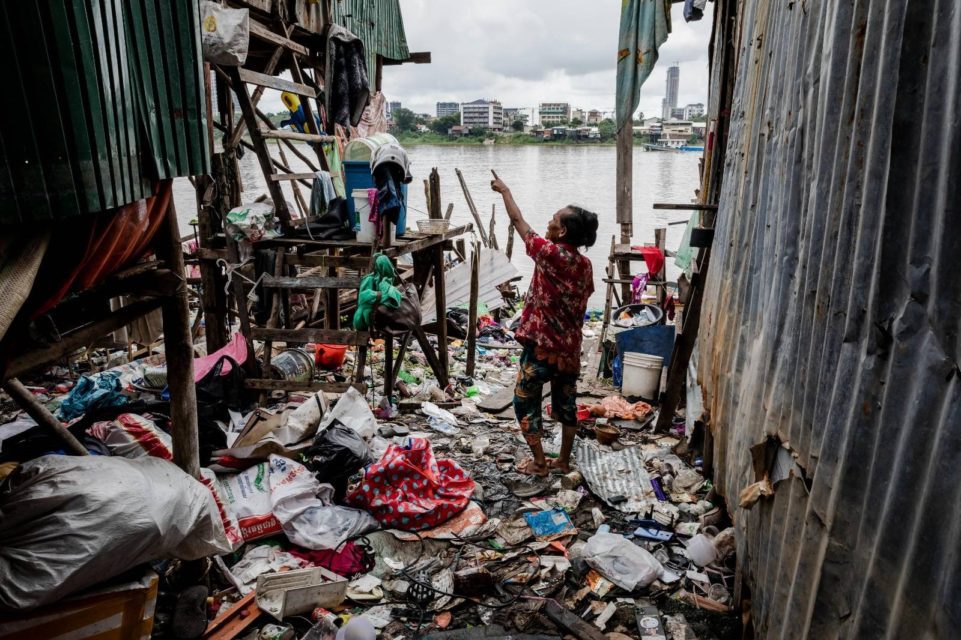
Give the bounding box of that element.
[0,0,209,224]
[330,0,410,80]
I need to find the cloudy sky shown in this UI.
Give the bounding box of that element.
[384,0,714,120]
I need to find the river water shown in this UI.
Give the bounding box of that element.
[174,144,701,308]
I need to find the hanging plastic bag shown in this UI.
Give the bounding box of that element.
[0,456,232,611]
[304,421,372,502]
[201,1,249,66]
[582,531,679,591]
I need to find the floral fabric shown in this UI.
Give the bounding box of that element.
[515,231,594,373]
[345,437,474,532]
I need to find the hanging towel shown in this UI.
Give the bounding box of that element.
[309,171,337,217]
[616,0,672,130]
[630,245,665,277]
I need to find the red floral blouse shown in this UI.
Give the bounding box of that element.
[514,231,594,372]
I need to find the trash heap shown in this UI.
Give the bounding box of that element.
[0,315,739,640]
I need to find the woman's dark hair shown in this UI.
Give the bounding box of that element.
[561,205,599,248]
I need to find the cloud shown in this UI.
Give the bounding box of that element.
[387,0,714,117]
[255,1,714,120]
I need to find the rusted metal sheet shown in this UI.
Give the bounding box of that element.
[698,0,961,637]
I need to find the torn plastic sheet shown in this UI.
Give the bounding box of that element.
[577,441,654,512]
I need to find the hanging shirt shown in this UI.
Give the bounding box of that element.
[515,231,594,373]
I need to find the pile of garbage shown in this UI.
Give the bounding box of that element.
[0,313,738,639]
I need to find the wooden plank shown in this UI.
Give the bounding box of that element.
[544,601,606,640]
[248,19,309,56]
[3,379,88,455]
[270,172,317,181]
[228,67,292,227]
[284,253,370,269]
[455,168,490,247]
[260,128,334,143]
[466,242,480,377]
[244,379,367,393]
[154,199,200,478]
[262,275,361,290]
[387,224,472,257]
[652,203,719,211]
[251,327,369,345]
[238,68,317,97]
[432,244,449,380]
[226,45,285,149]
[382,51,432,65]
[4,298,164,379]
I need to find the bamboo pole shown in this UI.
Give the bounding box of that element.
[455,168,490,247]
[466,242,480,377]
[3,379,88,456]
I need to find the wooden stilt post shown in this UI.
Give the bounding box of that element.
[155,197,200,478]
[466,242,480,378]
[3,379,88,456]
[616,123,633,303]
[455,169,490,247]
[506,224,515,260]
[488,204,499,250]
[655,226,666,307]
[433,244,449,385]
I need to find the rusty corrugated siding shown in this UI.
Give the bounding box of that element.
[699,0,961,637]
[0,0,208,223]
[330,0,410,76]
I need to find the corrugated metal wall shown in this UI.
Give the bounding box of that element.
[331,0,410,77]
[699,0,961,638]
[0,0,209,223]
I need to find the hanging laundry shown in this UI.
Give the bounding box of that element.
[373,164,406,226]
[366,188,381,235]
[309,170,337,217]
[631,273,650,304]
[352,254,401,331]
[616,0,672,129]
[630,245,665,277]
[324,25,370,134]
[684,0,708,22]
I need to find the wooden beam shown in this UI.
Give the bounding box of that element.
[652,203,719,211]
[244,379,366,393]
[432,244,449,380]
[3,379,88,456]
[5,298,164,379]
[261,275,361,290]
[544,601,606,640]
[455,168,490,247]
[284,253,371,270]
[382,51,432,65]
[248,19,309,56]
[466,242,480,377]
[238,68,317,97]
[251,327,369,345]
[260,128,335,143]
[616,122,633,303]
[154,198,200,478]
[270,172,317,181]
[227,67,293,228]
[225,46,285,149]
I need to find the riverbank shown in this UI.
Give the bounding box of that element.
[395,131,633,146]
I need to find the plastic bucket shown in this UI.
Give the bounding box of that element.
[315,343,348,369]
[621,352,663,399]
[351,188,398,243]
[344,133,399,161]
[270,348,314,382]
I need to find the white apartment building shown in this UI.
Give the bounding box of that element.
[460,99,504,131]
[539,102,571,126]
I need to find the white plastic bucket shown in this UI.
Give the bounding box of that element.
[351,188,395,243]
[622,352,663,399]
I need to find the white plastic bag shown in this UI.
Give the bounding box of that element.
[0,456,232,611]
[201,1,249,66]
[582,532,679,591]
[319,386,377,441]
[268,455,379,550]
